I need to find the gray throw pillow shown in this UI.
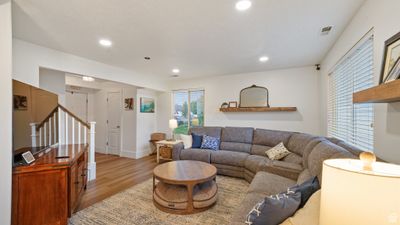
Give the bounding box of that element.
[245,191,301,225]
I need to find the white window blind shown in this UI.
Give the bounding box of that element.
[328,35,374,151]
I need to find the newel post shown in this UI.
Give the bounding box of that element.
[30,123,38,147]
[88,121,96,181]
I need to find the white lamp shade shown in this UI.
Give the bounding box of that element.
[169,119,178,129]
[320,159,400,225]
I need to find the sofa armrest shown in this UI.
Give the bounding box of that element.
[172,142,185,160]
[260,160,303,181]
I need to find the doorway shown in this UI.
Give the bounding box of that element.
[66,91,88,122]
[107,92,121,156]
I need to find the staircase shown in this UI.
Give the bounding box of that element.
[29,104,96,181]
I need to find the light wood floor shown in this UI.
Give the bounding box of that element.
[77,153,158,211]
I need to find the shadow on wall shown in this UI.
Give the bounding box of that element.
[223,111,303,122]
[387,102,400,135]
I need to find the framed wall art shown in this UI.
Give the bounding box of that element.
[380,31,400,84]
[140,97,155,113]
[124,98,134,110]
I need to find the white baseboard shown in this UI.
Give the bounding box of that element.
[120,150,136,159]
[87,162,96,181]
[95,147,107,154]
[135,149,151,159]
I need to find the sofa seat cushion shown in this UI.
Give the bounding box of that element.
[230,192,266,224]
[220,142,252,153]
[248,171,296,195]
[260,161,303,181]
[210,150,249,167]
[253,129,294,147]
[180,149,211,163]
[245,155,268,173]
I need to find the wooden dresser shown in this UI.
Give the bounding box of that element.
[12,144,88,225]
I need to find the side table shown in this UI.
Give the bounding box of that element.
[156,140,183,163]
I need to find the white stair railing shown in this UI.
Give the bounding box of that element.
[30,104,96,181]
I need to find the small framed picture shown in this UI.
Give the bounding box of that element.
[13,95,28,110]
[124,98,134,110]
[228,101,238,108]
[22,151,35,164]
[384,57,400,83]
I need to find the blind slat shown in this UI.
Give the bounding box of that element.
[328,36,374,151]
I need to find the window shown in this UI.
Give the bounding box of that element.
[328,34,374,150]
[173,90,204,135]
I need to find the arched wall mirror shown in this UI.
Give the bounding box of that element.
[239,85,270,108]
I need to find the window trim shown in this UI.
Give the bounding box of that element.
[172,89,205,133]
[327,30,374,151]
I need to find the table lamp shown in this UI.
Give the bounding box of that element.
[320,152,400,225]
[168,119,178,141]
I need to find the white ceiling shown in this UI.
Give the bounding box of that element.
[12,0,365,80]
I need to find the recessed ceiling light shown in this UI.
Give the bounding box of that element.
[99,39,112,47]
[144,57,151,60]
[236,0,252,11]
[82,76,95,82]
[259,56,269,62]
[172,68,180,74]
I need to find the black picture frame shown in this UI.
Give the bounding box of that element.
[384,57,400,83]
[380,31,400,84]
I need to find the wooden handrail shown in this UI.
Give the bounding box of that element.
[36,105,59,131]
[58,104,90,128]
[37,104,90,131]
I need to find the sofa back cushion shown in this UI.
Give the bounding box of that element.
[301,137,326,168]
[253,129,294,147]
[307,140,356,182]
[287,133,320,156]
[189,127,222,139]
[251,145,271,156]
[251,129,293,156]
[220,127,254,153]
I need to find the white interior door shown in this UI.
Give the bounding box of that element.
[107,92,121,155]
[65,91,88,122]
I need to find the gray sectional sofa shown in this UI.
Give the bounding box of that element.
[172,127,366,224]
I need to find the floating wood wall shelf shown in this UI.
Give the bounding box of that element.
[353,79,400,103]
[219,107,297,112]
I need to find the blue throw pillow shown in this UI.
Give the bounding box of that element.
[191,133,203,148]
[288,176,320,208]
[245,191,301,225]
[200,135,220,150]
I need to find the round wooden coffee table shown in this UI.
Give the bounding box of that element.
[153,160,218,214]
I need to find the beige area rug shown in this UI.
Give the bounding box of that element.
[69,176,249,225]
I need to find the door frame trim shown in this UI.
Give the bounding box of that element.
[106,91,122,156]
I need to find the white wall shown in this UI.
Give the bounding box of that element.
[39,68,66,104]
[0,1,12,224]
[121,87,137,158]
[320,0,400,163]
[156,92,172,137]
[13,39,166,91]
[90,82,138,158]
[168,66,322,135]
[136,89,158,158]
